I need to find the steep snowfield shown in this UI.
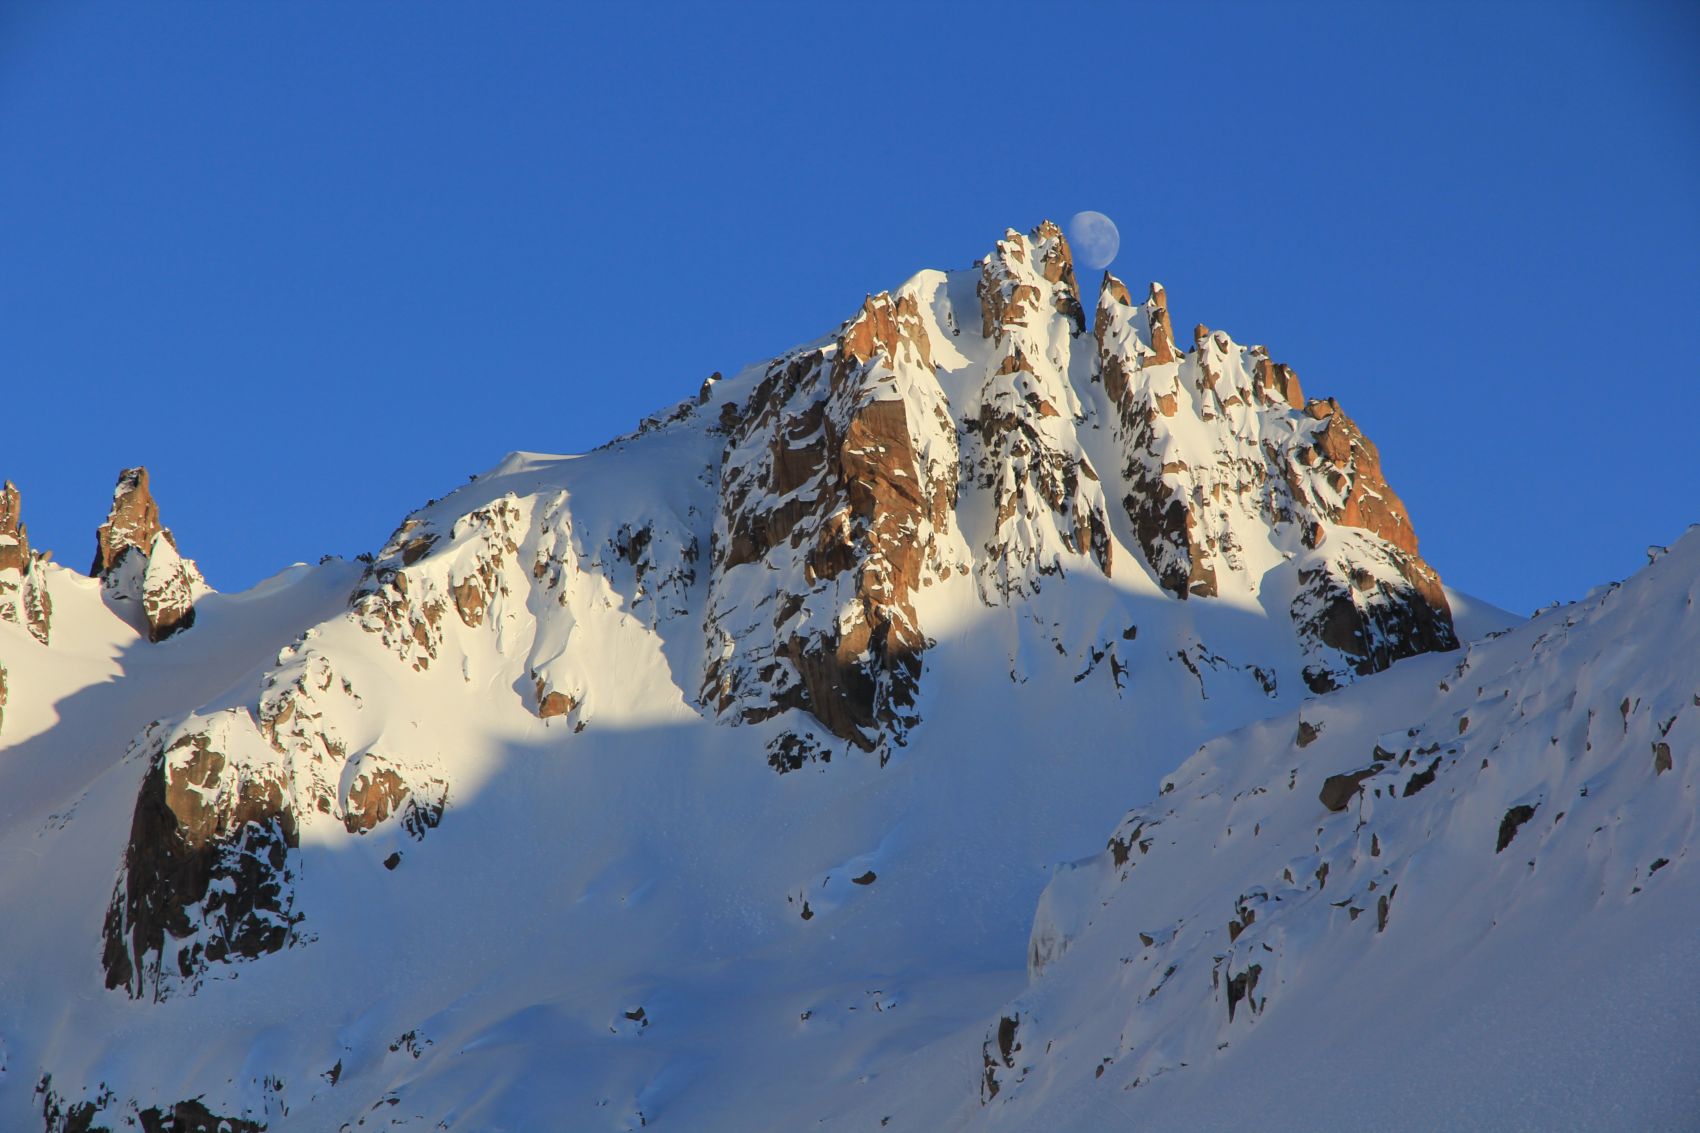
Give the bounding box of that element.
[962,529,1700,1132]
[18,219,1679,1132]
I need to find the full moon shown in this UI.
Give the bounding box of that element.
[1067,210,1120,271]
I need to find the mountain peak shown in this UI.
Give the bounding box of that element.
[1142,281,1177,363]
[90,466,207,642]
[91,467,165,577]
[2,221,1582,1132]
[0,478,52,647]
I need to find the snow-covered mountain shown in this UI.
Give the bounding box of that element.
[0,222,1689,1132]
[971,530,1700,1131]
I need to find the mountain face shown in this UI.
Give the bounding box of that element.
[0,223,1686,1132]
[976,529,1700,1130]
[703,220,1455,770]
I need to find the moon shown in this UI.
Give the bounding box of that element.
[1067,210,1120,271]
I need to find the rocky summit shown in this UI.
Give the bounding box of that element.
[89,467,208,643]
[1,223,1692,1132]
[0,480,54,650]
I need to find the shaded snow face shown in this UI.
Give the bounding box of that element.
[980,528,1700,1133]
[4,221,1491,1131]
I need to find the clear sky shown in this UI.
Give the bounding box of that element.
[3,2,1696,615]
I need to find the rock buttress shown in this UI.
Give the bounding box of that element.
[1096,276,1222,598]
[102,727,302,1000]
[1094,275,1455,683]
[965,223,1113,602]
[1288,398,1457,690]
[704,291,964,767]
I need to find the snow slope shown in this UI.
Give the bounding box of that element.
[966,529,1700,1131]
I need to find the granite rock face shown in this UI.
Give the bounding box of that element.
[704,291,964,767]
[102,729,302,1000]
[0,480,54,646]
[90,468,207,643]
[1093,275,1456,690]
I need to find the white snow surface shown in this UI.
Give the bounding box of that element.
[963,526,1700,1132]
[2,231,1687,1131]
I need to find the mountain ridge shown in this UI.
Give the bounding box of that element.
[2,222,1686,1132]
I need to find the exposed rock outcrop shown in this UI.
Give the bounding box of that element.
[1252,349,1304,410]
[102,727,303,999]
[37,1080,267,1133]
[136,1099,266,1133]
[87,219,1471,1023]
[103,597,460,998]
[1096,274,1211,597]
[0,480,54,645]
[91,468,165,578]
[1288,399,1456,690]
[691,227,1456,756]
[90,468,206,642]
[704,291,964,767]
[1319,763,1383,812]
[966,224,1113,602]
[1299,399,1421,554]
[1143,282,1178,365]
[1093,274,1455,686]
[362,516,468,654]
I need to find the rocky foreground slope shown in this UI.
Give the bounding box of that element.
[0,222,1686,1131]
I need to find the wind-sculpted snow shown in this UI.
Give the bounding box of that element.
[981,529,1700,1130]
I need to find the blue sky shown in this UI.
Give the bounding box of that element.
[2,2,1696,614]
